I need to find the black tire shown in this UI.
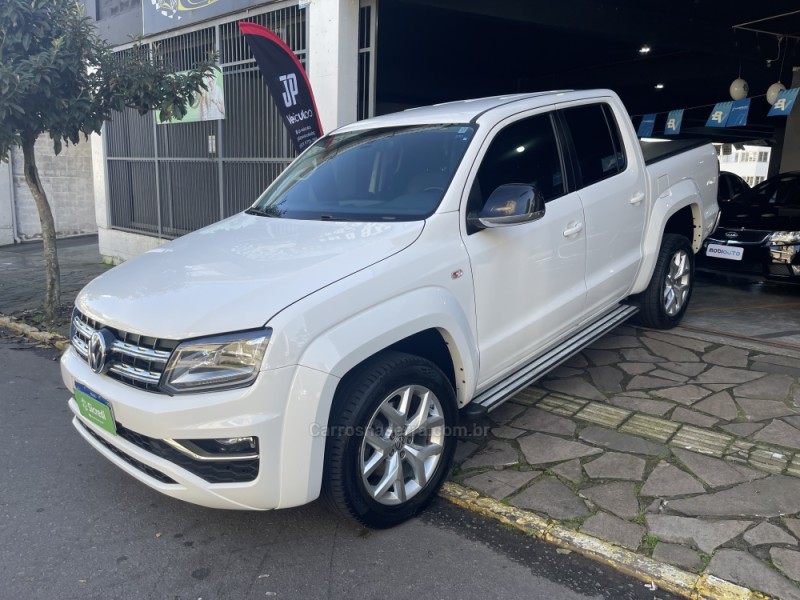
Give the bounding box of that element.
[632,233,694,330]
[321,351,458,528]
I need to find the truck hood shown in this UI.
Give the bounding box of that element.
[77,213,423,339]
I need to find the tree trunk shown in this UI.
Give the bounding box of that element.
[21,136,61,321]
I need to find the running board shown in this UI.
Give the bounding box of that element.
[461,304,638,421]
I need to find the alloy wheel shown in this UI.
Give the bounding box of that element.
[359,385,445,505]
[663,249,691,316]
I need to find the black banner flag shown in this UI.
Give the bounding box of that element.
[239,21,324,152]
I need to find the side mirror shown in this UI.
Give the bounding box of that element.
[468,183,545,230]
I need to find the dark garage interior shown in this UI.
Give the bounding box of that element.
[377,1,800,147]
[374,0,800,346]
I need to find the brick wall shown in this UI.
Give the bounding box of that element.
[11,137,97,241]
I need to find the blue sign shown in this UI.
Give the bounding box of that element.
[768,88,799,117]
[706,102,733,127]
[664,109,684,135]
[727,98,751,127]
[637,113,656,137]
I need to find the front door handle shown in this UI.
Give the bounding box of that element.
[630,191,645,205]
[563,222,584,237]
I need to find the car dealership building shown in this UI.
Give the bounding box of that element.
[1,1,799,261]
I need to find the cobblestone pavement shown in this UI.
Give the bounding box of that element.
[684,276,800,348]
[454,325,800,599]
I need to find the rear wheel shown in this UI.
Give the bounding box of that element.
[632,233,694,329]
[322,352,457,528]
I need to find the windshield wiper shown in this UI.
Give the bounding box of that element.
[245,207,277,218]
[247,208,351,221]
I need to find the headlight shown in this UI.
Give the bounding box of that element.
[161,329,271,394]
[769,231,800,245]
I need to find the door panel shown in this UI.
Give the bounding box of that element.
[560,103,646,314]
[465,193,586,386]
[579,167,646,313]
[461,112,587,388]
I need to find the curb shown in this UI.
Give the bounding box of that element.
[438,482,770,600]
[0,314,69,351]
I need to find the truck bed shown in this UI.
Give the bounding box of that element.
[640,139,709,165]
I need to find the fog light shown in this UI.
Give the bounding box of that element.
[167,436,259,460]
[205,437,257,454]
[216,437,255,446]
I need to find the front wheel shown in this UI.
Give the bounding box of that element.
[321,352,457,528]
[632,233,694,329]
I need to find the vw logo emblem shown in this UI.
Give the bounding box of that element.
[725,231,739,239]
[88,329,114,374]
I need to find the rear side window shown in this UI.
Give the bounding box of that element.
[562,103,627,188]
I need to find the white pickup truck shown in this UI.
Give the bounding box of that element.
[61,90,719,527]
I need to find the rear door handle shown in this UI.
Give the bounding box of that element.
[563,222,583,237]
[630,191,645,205]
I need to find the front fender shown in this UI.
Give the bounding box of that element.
[276,287,478,508]
[297,286,479,406]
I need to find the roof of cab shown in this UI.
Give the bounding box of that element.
[333,89,617,133]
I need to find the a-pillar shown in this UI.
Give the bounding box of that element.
[307,0,360,134]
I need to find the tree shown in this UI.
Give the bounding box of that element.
[0,0,215,320]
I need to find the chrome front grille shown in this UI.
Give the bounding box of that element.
[71,309,179,392]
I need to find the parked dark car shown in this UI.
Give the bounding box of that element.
[718,171,749,203]
[698,171,800,282]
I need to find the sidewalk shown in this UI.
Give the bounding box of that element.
[453,326,800,599]
[0,235,110,334]
[3,235,800,597]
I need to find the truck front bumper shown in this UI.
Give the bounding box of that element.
[61,346,336,511]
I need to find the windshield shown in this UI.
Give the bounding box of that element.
[250,124,476,221]
[733,173,800,208]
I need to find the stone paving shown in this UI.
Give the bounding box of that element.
[453,325,800,599]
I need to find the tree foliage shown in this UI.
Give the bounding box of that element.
[0,0,215,157]
[0,0,215,318]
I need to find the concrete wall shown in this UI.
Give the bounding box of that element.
[0,160,14,246]
[780,67,800,174]
[308,0,360,132]
[10,138,97,241]
[82,0,143,47]
[98,228,167,265]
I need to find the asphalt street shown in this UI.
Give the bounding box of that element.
[0,328,676,600]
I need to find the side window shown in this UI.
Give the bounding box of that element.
[602,104,627,173]
[719,176,733,201]
[562,103,627,188]
[731,177,747,198]
[469,113,564,214]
